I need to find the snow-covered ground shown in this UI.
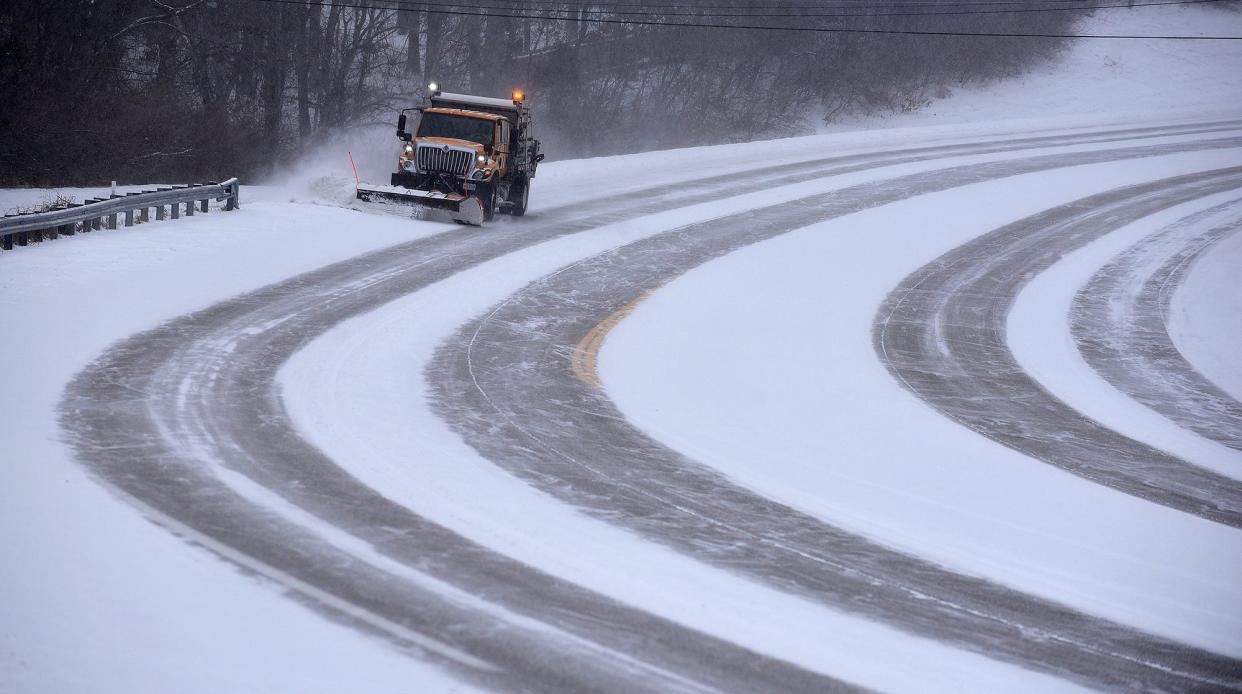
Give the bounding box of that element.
[3,3,1242,693]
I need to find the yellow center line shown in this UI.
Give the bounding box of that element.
[571,291,654,388]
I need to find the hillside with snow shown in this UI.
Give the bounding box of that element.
[827,2,1242,131]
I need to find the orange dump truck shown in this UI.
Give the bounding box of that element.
[357,84,544,225]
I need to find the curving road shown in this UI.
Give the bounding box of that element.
[1070,199,1242,454]
[874,169,1242,527]
[431,142,1242,690]
[60,122,1242,692]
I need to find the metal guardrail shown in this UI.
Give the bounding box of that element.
[0,178,240,251]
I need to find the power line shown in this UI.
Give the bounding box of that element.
[391,0,1231,20]
[236,0,1242,38]
[427,0,1161,7]
[404,0,1232,11]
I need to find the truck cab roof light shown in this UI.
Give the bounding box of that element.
[512,90,524,105]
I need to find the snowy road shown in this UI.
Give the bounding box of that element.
[430,131,1242,691]
[1070,200,1242,454]
[876,168,1242,527]
[28,121,1242,691]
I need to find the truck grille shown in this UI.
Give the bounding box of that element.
[416,144,474,174]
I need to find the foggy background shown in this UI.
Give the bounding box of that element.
[0,0,1096,186]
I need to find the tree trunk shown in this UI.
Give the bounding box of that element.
[262,7,292,161]
[424,11,443,83]
[295,4,315,143]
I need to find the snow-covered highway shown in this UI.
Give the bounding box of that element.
[876,167,1242,527]
[0,117,1228,692]
[1069,199,1242,454]
[7,1,1242,690]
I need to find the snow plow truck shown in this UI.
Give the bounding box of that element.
[356,83,544,225]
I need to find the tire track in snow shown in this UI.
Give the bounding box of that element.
[875,169,1242,528]
[430,144,1242,690]
[61,180,900,694]
[1070,201,1242,454]
[59,124,1242,692]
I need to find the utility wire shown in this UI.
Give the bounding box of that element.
[236,0,1242,38]
[402,0,1232,11]
[389,0,1231,20]
[431,0,1138,7]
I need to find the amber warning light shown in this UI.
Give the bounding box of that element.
[512,90,525,104]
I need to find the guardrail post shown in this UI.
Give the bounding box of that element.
[124,209,134,227]
[84,198,103,231]
[106,212,117,229]
[222,180,240,211]
[1,235,11,250]
[156,205,166,221]
[62,204,80,235]
[170,203,179,220]
[199,199,208,213]
[16,231,27,246]
[185,201,194,217]
[140,207,149,223]
[47,224,58,240]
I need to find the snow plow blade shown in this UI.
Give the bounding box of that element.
[356,183,484,225]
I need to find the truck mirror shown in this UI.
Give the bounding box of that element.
[534,153,545,163]
[396,113,407,138]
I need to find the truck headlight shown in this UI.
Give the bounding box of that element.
[402,160,417,172]
[471,169,487,180]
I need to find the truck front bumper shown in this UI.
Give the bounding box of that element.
[357,180,468,212]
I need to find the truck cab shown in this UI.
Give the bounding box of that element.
[401,108,509,181]
[387,88,542,222]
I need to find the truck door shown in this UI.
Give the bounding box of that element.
[497,119,510,177]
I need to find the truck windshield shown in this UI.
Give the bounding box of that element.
[417,112,494,149]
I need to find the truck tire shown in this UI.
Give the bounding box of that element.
[508,177,529,217]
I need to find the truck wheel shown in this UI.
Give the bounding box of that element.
[509,178,529,217]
